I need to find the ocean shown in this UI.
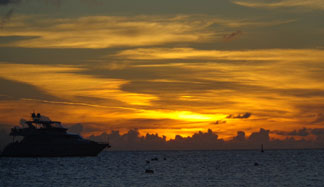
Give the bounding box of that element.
[1,150,324,187]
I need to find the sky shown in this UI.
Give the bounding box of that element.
[0,0,324,149]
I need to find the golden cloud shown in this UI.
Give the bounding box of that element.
[1,47,324,139]
[117,47,324,123]
[0,63,157,106]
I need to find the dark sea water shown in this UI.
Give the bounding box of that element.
[1,150,324,187]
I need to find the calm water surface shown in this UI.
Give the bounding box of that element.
[1,150,324,186]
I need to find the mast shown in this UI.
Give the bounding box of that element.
[261,144,264,153]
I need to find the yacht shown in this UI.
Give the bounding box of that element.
[1,113,110,157]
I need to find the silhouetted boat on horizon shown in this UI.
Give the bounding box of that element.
[1,113,110,157]
[261,144,264,153]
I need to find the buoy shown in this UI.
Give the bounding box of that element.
[145,169,154,174]
[254,162,259,166]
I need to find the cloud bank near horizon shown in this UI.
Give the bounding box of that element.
[1,122,324,151]
[69,124,324,150]
[86,127,324,150]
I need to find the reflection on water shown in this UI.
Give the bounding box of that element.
[1,150,324,186]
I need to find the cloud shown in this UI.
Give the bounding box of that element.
[0,63,159,107]
[227,112,251,119]
[0,77,57,101]
[1,46,324,136]
[248,128,269,143]
[0,14,297,48]
[233,0,324,10]
[67,123,84,135]
[310,113,324,124]
[89,128,222,150]
[0,0,20,6]
[272,128,309,137]
[232,131,246,142]
[86,128,324,150]
[214,120,226,125]
[310,128,324,136]
[0,8,14,29]
[223,30,243,42]
[115,48,324,62]
[0,15,216,48]
[0,0,99,6]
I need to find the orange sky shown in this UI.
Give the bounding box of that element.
[0,0,324,141]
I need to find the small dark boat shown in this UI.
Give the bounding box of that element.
[1,113,110,157]
[145,169,154,174]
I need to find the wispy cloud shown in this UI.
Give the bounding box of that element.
[0,15,296,48]
[115,48,324,62]
[0,8,14,29]
[272,128,309,137]
[0,15,216,48]
[310,113,324,124]
[233,0,324,10]
[223,30,243,42]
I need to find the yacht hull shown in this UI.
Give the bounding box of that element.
[1,142,109,157]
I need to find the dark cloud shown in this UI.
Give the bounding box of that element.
[248,128,269,143]
[223,30,243,42]
[272,128,309,137]
[0,47,108,65]
[0,77,58,101]
[227,112,252,119]
[214,120,226,125]
[0,8,14,28]
[232,131,245,142]
[296,103,324,115]
[89,129,213,150]
[0,0,20,29]
[310,113,324,124]
[120,78,267,95]
[271,127,324,147]
[87,128,323,150]
[311,128,324,146]
[277,88,324,98]
[288,128,309,136]
[310,128,324,136]
[0,0,20,6]
[0,0,99,6]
